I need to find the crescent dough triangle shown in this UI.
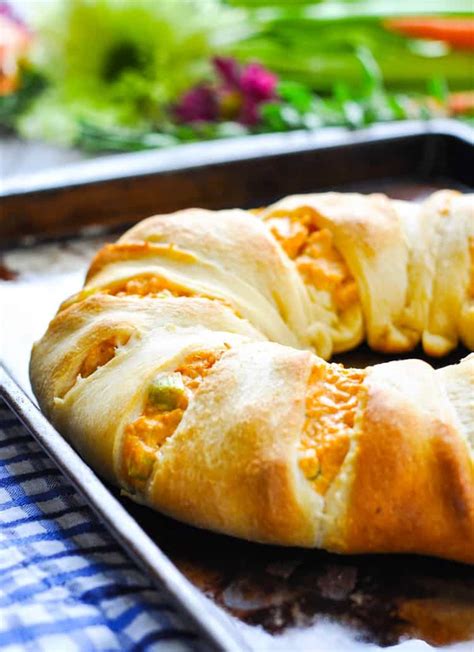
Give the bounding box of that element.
[30,191,474,563]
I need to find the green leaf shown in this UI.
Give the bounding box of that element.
[385,93,409,120]
[77,121,178,152]
[355,45,383,96]
[260,101,290,131]
[230,9,474,92]
[427,76,449,102]
[277,80,314,112]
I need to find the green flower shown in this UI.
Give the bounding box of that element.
[21,0,246,143]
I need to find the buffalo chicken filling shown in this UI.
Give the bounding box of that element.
[122,349,225,490]
[299,362,365,495]
[264,208,359,311]
[111,276,191,298]
[79,333,131,379]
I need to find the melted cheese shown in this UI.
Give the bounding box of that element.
[122,349,224,489]
[299,362,365,495]
[113,276,241,318]
[80,333,130,378]
[265,209,358,311]
[122,409,184,482]
[58,276,190,313]
[112,276,191,298]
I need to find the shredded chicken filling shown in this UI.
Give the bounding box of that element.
[79,333,130,379]
[58,276,190,313]
[265,208,358,311]
[110,275,192,298]
[122,349,225,490]
[110,275,240,316]
[299,362,365,495]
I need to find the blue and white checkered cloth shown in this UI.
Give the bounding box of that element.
[0,399,208,652]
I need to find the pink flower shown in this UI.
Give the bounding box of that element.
[239,99,260,126]
[213,56,241,89]
[214,57,277,125]
[174,57,278,127]
[240,62,277,102]
[174,84,217,123]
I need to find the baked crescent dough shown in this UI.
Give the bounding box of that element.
[30,191,474,563]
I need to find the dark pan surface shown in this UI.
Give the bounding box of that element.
[1,121,473,650]
[120,495,474,647]
[2,120,473,246]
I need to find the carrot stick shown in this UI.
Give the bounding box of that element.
[385,18,474,50]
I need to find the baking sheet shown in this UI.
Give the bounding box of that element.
[1,125,473,651]
[3,119,473,245]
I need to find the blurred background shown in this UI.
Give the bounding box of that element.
[1,0,473,176]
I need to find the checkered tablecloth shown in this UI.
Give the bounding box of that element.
[0,399,208,652]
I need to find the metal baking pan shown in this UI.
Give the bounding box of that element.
[1,119,473,652]
[2,118,473,244]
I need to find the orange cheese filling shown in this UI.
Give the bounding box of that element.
[110,275,239,315]
[112,275,192,298]
[58,276,190,313]
[80,333,130,378]
[122,349,225,490]
[264,208,358,311]
[299,362,365,495]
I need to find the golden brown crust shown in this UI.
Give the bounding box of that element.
[29,192,474,563]
[86,241,198,282]
[260,190,473,356]
[146,344,320,546]
[345,361,473,562]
